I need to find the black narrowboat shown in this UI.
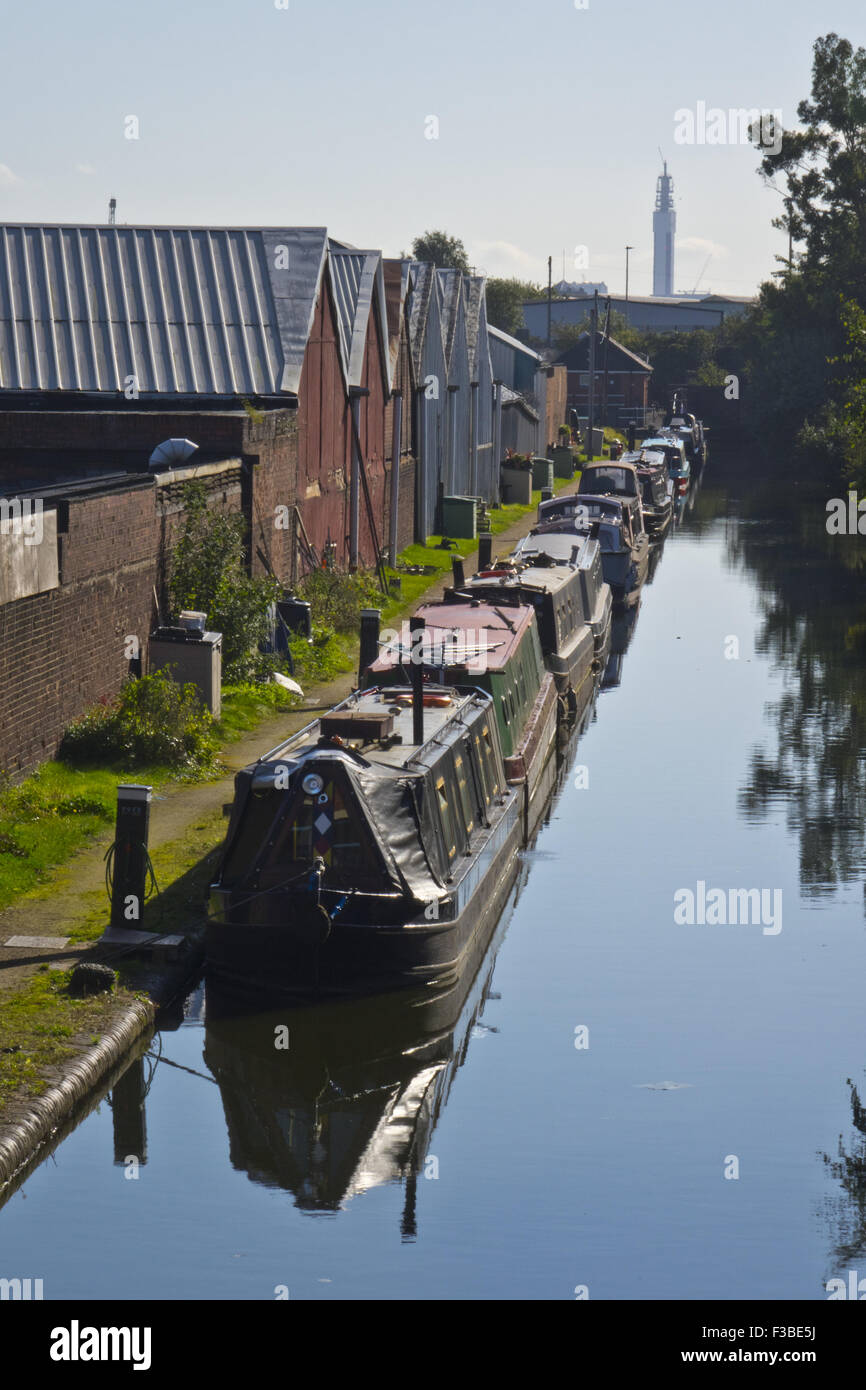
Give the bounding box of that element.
[207,685,521,999]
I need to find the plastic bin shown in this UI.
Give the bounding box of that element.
[440,496,477,540]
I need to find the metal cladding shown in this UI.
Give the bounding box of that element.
[0,223,330,396]
[327,245,390,390]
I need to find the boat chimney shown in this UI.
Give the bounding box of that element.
[477,533,493,570]
[358,607,381,686]
[451,555,465,588]
[409,615,425,745]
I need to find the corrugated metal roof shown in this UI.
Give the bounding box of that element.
[488,323,541,360]
[326,246,388,390]
[407,262,436,379]
[382,258,413,387]
[0,224,329,396]
[435,268,463,368]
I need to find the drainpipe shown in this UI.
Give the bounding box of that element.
[348,386,368,569]
[492,379,503,496]
[415,387,427,542]
[446,384,458,496]
[470,381,479,497]
[389,390,403,566]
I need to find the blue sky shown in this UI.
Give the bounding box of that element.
[0,0,862,297]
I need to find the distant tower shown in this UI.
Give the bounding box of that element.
[108,198,117,225]
[652,161,675,296]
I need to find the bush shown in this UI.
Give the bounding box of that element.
[296,568,384,633]
[60,672,218,773]
[169,481,282,682]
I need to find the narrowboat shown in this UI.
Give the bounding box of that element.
[207,684,521,999]
[534,492,649,605]
[641,434,690,494]
[629,449,674,539]
[363,600,558,839]
[448,534,611,713]
[577,460,645,518]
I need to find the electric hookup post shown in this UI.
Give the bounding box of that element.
[110,784,153,929]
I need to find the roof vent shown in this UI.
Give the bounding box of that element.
[148,438,199,468]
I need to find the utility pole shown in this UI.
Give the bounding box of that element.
[625,247,634,433]
[625,246,633,323]
[546,256,552,348]
[587,290,597,458]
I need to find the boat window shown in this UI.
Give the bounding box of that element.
[453,752,475,836]
[260,774,385,891]
[476,723,501,798]
[436,776,458,861]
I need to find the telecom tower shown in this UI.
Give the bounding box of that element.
[652,160,675,296]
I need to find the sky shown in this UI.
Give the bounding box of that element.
[0,0,862,299]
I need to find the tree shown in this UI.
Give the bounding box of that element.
[747,33,866,481]
[169,482,282,683]
[411,230,470,271]
[754,33,866,291]
[485,277,545,335]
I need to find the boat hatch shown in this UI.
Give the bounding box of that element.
[222,763,394,894]
[319,710,395,741]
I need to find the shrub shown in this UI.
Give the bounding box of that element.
[295,568,384,633]
[60,672,218,772]
[169,481,282,682]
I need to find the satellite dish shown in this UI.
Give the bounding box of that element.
[148,438,199,468]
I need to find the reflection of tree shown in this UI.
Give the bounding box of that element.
[729,493,866,897]
[822,1074,866,1266]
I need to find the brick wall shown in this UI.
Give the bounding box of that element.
[0,462,249,782]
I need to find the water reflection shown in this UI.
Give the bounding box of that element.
[822,1071,866,1268]
[728,486,866,896]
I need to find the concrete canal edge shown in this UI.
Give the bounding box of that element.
[0,997,154,1203]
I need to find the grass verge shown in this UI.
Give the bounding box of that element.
[0,969,140,1105]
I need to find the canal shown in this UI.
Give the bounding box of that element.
[2,446,865,1301]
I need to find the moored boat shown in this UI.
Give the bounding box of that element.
[363,600,558,838]
[207,684,521,999]
[628,449,674,540]
[533,492,649,606]
[448,534,611,715]
[641,434,690,495]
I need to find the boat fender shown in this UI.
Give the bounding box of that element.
[566,686,578,720]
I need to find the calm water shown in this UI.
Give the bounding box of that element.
[2,448,866,1301]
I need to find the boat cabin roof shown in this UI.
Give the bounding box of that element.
[251,685,489,780]
[460,553,582,600]
[642,435,687,458]
[368,600,535,677]
[539,493,628,522]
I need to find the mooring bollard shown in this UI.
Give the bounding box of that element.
[358,607,382,685]
[110,785,152,929]
[478,533,493,570]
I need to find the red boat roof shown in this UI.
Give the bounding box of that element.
[368,600,535,675]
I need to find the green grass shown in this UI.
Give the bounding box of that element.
[0,761,174,913]
[0,969,135,1104]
